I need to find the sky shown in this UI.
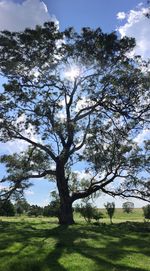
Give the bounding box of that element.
[0,0,150,208]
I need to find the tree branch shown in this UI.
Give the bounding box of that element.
[70,115,91,154]
[71,164,121,202]
[0,169,56,201]
[11,129,57,162]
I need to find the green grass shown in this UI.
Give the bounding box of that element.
[102,208,145,223]
[0,210,149,271]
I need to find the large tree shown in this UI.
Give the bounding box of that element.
[0,22,149,224]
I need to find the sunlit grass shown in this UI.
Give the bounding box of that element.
[0,209,149,271]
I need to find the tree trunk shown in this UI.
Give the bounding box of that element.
[59,197,74,225]
[56,160,75,225]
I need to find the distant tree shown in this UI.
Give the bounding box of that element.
[122,202,134,213]
[0,22,149,225]
[43,191,60,218]
[104,202,115,224]
[0,200,15,216]
[28,205,43,217]
[14,198,30,215]
[43,205,52,217]
[143,204,150,220]
[16,205,23,215]
[48,200,60,218]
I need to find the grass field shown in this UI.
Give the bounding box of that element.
[0,209,150,271]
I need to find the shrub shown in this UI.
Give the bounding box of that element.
[92,208,104,222]
[143,204,150,220]
[78,203,94,223]
[76,203,103,223]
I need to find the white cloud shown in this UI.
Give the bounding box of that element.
[0,0,58,31]
[0,141,28,154]
[117,6,150,59]
[138,2,144,7]
[24,189,34,195]
[116,12,126,20]
[134,129,150,145]
[74,170,107,184]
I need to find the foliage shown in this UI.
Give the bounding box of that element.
[0,200,15,216]
[0,22,149,224]
[43,191,60,218]
[14,198,30,215]
[43,200,60,218]
[76,203,103,223]
[76,203,94,223]
[27,205,43,217]
[91,208,104,222]
[43,204,52,217]
[143,204,150,220]
[104,202,115,223]
[122,201,134,213]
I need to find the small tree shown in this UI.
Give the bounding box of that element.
[104,202,115,224]
[122,201,134,213]
[76,203,94,223]
[92,208,103,223]
[143,204,150,221]
[76,202,103,223]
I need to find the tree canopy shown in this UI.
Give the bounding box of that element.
[0,22,149,224]
[122,201,134,213]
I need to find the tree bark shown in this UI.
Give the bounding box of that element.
[56,160,75,225]
[59,198,74,225]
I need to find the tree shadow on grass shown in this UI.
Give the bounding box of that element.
[47,223,150,271]
[0,220,149,271]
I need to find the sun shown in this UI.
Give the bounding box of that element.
[64,66,80,81]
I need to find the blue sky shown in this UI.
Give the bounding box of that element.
[0,0,149,207]
[47,0,144,31]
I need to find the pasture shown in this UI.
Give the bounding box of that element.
[0,208,149,271]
